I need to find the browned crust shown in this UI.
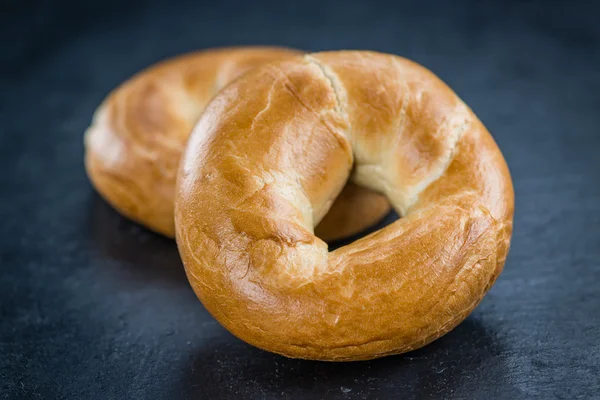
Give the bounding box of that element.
[175,51,514,361]
[84,47,391,239]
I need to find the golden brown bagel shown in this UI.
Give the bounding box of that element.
[84,47,390,240]
[175,51,514,361]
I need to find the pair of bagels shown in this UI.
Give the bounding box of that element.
[85,47,390,242]
[86,47,514,361]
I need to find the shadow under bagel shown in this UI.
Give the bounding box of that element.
[87,192,187,286]
[176,317,519,398]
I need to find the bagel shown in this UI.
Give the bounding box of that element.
[84,47,390,241]
[175,51,514,361]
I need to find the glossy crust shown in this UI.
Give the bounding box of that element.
[84,47,390,240]
[175,51,514,361]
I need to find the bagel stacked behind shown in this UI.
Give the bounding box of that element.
[175,51,514,361]
[85,47,390,241]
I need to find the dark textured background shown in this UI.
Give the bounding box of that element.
[1,0,599,398]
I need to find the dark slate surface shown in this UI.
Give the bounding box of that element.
[1,0,599,398]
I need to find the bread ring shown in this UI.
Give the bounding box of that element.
[84,47,390,241]
[175,51,514,361]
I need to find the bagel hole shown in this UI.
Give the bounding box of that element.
[321,209,399,251]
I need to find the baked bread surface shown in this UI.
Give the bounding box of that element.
[175,51,514,361]
[85,47,390,239]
